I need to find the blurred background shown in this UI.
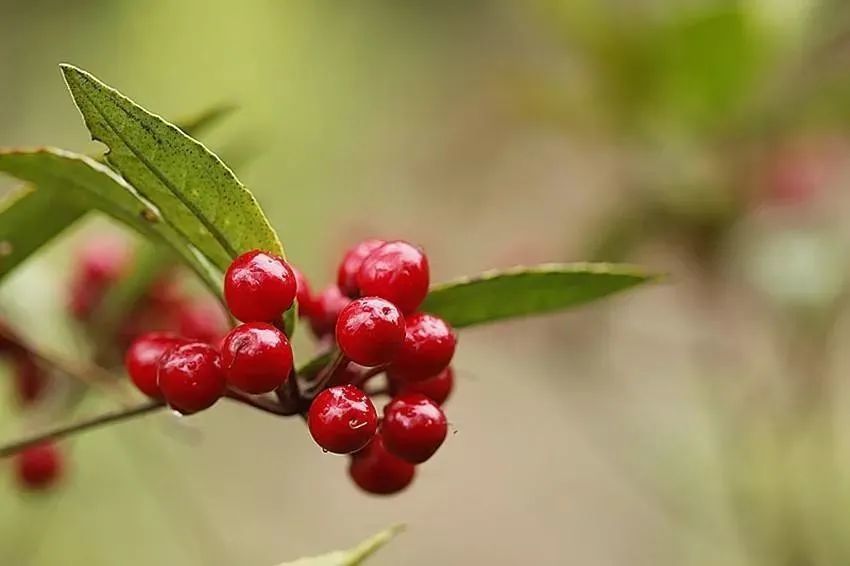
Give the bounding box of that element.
[2,0,850,564]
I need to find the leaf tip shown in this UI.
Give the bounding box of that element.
[58,62,81,81]
[346,524,406,565]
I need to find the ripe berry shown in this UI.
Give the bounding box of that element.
[125,332,189,398]
[336,297,405,367]
[307,286,350,338]
[158,343,226,414]
[308,385,378,454]
[78,237,131,284]
[68,237,131,320]
[221,322,293,394]
[13,354,47,405]
[357,241,429,314]
[224,250,297,323]
[382,394,447,463]
[290,266,315,317]
[348,435,415,495]
[16,443,63,491]
[177,300,229,344]
[388,313,456,381]
[337,239,386,298]
[390,366,454,406]
[144,274,184,311]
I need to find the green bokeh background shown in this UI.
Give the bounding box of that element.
[3,1,850,565]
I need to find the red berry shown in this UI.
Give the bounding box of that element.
[356,241,429,314]
[382,394,447,463]
[178,300,229,344]
[67,280,102,320]
[224,250,297,323]
[158,343,226,414]
[388,313,456,381]
[308,385,378,454]
[337,239,386,298]
[221,322,293,394]
[13,354,47,406]
[290,266,315,317]
[68,237,131,320]
[332,362,365,386]
[348,435,415,495]
[78,237,130,283]
[307,286,350,338]
[125,332,189,398]
[144,274,184,310]
[390,366,454,406]
[336,297,405,367]
[16,442,63,491]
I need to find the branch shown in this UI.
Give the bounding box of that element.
[0,400,165,458]
[224,390,290,416]
[0,386,311,457]
[0,324,134,405]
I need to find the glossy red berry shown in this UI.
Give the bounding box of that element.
[382,393,447,463]
[336,297,405,367]
[357,241,429,314]
[221,322,293,394]
[158,343,226,414]
[308,385,378,454]
[224,250,297,323]
[337,239,386,298]
[390,366,454,406]
[16,443,63,491]
[349,435,415,495]
[178,300,229,344]
[307,286,350,338]
[388,313,456,381]
[125,332,189,398]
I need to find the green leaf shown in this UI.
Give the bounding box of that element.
[0,148,220,295]
[276,525,404,566]
[0,185,86,281]
[59,64,283,271]
[420,263,657,328]
[0,103,235,283]
[296,351,333,380]
[294,263,656,376]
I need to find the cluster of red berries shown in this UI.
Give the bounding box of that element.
[125,249,297,412]
[68,237,229,348]
[122,239,455,495]
[303,239,456,495]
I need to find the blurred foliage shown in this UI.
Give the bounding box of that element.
[3,0,850,565]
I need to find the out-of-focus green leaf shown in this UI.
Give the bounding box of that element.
[276,525,404,566]
[421,263,657,328]
[60,64,292,332]
[173,103,236,137]
[0,102,236,284]
[60,64,283,270]
[0,185,85,281]
[0,148,220,295]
